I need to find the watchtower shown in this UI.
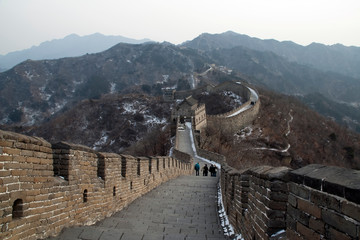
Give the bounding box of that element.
[171,96,207,131]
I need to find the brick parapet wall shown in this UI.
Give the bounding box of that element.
[287,164,360,240]
[220,161,360,240]
[206,101,252,119]
[204,143,360,240]
[207,99,260,132]
[205,81,260,132]
[0,129,192,240]
[220,162,291,240]
[247,166,291,239]
[192,115,360,239]
[172,149,193,164]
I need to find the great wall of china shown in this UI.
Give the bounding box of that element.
[0,131,192,240]
[191,128,360,239]
[1,80,359,239]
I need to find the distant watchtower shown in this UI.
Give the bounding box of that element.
[171,96,207,131]
[163,88,176,102]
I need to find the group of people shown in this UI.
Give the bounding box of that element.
[194,162,217,177]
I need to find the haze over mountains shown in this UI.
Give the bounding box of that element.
[184,31,360,79]
[0,33,151,71]
[1,31,360,139]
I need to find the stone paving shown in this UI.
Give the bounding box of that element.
[48,174,227,240]
[48,125,227,240]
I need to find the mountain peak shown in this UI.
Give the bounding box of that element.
[64,33,81,39]
[222,30,239,36]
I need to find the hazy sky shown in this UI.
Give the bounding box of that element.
[0,0,359,55]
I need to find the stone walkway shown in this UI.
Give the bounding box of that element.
[48,124,227,240]
[48,174,227,240]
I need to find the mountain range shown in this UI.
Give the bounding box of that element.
[0,42,207,126]
[0,31,360,146]
[183,32,360,132]
[0,33,151,71]
[183,31,360,79]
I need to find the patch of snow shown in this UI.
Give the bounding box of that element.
[190,75,196,89]
[72,80,84,92]
[253,144,290,153]
[50,100,67,115]
[227,104,252,118]
[144,116,167,126]
[110,83,116,94]
[38,86,52,101]
[285,110,294,137]
[248,86,259,102]
[93,131,108,150]
[0,115,10,125]
[22,107,42,126]
[122,102,139,114]
[271,229,286,237]
[24,70,34,80]
[222,91,244,104]
[162,75,169,82]
[169,136,175,157]
[234,126,253,141]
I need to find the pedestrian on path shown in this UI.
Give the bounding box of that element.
[209,164,214,176]
[194,162,200,176]
[202,164,209,176]
[209,164,217,177]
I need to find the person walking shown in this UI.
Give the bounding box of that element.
[213,165,217,177]
[202,164,209,176]
[209,164,214,176]
[194,162,200,176]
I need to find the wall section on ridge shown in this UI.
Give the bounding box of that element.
[206,81,260,132]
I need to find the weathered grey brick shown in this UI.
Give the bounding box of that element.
[322,209,357,238]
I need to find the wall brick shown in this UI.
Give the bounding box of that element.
[289,182,310,200]
[341,200,360,222]
[308,216,324,234]
[297,198,322,219]
[286,228,305,240]
[0,140,14,147]
[310,189,340,212]
[328,227,352,240]
[2,147,21,155]
[322,208,357,238]
[0,155,13,162]
[288,193,297,207]
[296,222,322,240]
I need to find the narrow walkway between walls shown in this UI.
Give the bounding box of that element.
[47,175,227,240]
[47,124,228,240]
